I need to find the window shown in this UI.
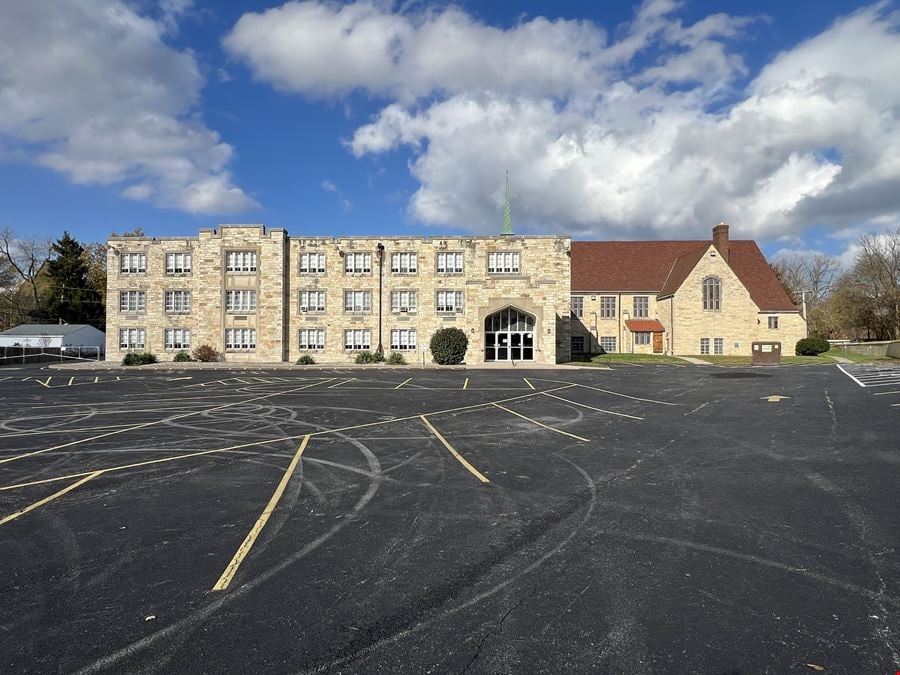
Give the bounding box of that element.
[165,252,191,274]
[225,290,257,313]
[436,251,464,274]
[119,290,146,312]
[600,336,617,353]
[164,328,191,350]
[390,329,417,351]
[225,328,256,350]
[600,296,616,319]
[391,290,417,313]
[436,290,464,313]
[714,337,724,355]
[120,253,146,274]
[571,296,584,318]
[571,336,585,354]
[344,290,372,313]
[703,277,721,310]
[633,296,649,318]
[299,290,326,312]
[119,328,145,349]
[344,252,372,274]
[634,332,651,345]
[768,316,779,329]
[344,329,371,351]
[487,251,520,274]
[299,329,325,350]
[300,252,326,274]
[226,251,257,272]
[700,337,710,355]
[391,252,417,274]
[164,290,191,313]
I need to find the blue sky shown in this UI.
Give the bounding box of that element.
[1,0,898,262]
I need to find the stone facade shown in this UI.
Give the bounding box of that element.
[570,236,806,357]
[106,226,571,364]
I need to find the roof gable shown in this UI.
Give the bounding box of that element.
[571,238,798,312]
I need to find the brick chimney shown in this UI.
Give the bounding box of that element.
[712,222,729,262]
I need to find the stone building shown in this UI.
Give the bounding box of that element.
[570,224,805,356]
[106,225,572,364]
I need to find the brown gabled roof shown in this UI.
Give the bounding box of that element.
[657,246,708,298]
[571,241,706,292]
[571,239,798,312]
[625,319,665,332]
[727,241,797,311]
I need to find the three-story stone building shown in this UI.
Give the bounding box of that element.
[106,225,573,364]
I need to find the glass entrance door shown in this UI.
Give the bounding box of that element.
[484,307,536,362]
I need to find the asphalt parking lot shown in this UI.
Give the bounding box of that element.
[0,363,898,673]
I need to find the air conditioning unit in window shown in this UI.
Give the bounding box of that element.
[455,307,463,313]
[400,307,408,312]
[300,306,308,312]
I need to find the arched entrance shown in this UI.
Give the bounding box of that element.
[484,307,535,362]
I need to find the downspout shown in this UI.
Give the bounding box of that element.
[670,298,674,355]
[618,292,622,352]
[376,243,385,355]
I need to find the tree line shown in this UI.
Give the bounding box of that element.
[773,227,900,341]
[0,228,109,331]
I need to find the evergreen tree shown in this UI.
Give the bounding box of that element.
[36,232,105,328]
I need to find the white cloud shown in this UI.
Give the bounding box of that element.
[0,0,257,215]
[224,1,900,238]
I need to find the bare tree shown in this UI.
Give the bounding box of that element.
[0,228,53,309]
[772,251,841,337]
[850,228,900,339]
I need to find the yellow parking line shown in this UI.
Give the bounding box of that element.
[420,416,489,483]
[542,392,643,420]
[523,377,535,389]
[0,384,578,493]
[463,377,469,390]
[212,435,311,591]
[395,377,412,389]
[492,403,590,442]
[0,471,102,526]
[0,379,333,466]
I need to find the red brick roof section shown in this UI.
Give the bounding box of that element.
[657,246,708,298]
[727,241,798,311]
[571,241,707,292]
[571,239,799,312]
[625,319,665,332]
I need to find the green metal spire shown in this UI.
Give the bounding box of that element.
[502,171,513,235]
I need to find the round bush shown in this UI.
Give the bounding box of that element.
[296,355,316,365]
[192,344,220,362]
[173,351,192,363]
[430,327,468,365]
[387,352,406,365]
[795,337,831,356]
[122,352,157,366]
[355,350,375,364]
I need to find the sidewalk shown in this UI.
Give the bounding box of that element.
[677,356,712,365]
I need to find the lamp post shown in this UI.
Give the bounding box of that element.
[376,243,385,355]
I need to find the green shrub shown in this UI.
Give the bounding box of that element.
[430,327,468,365]
[192,344,220,362]
[121,352,157,366]
[355,350,375,364]
[173,351,192,363]
[372,350,385,363]
[296,354,316,365]
[796,337,831,356]
[387,352,406,365]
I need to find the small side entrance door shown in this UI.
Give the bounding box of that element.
[653,332,664,353]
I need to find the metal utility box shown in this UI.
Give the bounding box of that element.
[752,341,782,366]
